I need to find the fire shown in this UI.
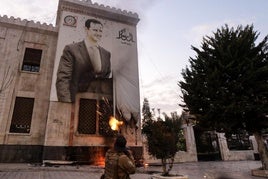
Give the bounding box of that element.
[109,116,123,131]
[144,163,149,168]
[95,156,105,167]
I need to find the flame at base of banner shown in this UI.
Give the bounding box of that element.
[109,116,123,131]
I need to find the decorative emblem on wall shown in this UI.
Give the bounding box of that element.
[63,15,77,27]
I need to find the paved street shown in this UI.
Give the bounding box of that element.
[0,160,264,179]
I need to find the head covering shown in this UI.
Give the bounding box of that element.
[114,135,127,152]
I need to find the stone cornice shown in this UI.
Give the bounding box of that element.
[57,0,139,26]
[0,15,58,35]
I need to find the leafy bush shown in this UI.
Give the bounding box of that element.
[142,113,183,176]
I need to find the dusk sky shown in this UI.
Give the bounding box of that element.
[0,0,268,115]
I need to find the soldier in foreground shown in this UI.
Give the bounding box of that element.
[102,135,136,179]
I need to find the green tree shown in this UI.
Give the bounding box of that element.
[142,98,153,124]
[179,24,268,169]
[142,111,183,176]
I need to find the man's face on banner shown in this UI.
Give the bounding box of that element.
[86,22,103,43]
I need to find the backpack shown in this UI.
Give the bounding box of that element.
[104,149,119,179]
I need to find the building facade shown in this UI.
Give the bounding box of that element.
[0,0,142,164]
[0,0,258,165]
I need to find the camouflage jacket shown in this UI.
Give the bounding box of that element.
[104,149,136,179]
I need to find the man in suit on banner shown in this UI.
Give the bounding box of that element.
[56,18,111,103]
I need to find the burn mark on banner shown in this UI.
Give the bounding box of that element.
[116,28,135,46]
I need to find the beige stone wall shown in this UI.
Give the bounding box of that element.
[0,1,142,164]
[44,101,142,148]
[0,16,57,145]
[44,102,72,146]
[217,133,255,161]
[175,124,198,162]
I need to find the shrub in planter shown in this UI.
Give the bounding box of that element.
[142,113,183,176]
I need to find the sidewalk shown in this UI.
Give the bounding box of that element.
[0,160,264,179]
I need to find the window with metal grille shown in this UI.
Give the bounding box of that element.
[78,98,115,136]
[21,48,42,72]
[78,99,97,134]
[227,131,253,150]
[9,97,34,133]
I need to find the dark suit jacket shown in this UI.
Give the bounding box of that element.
[56,41,111,102]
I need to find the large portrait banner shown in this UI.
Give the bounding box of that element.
[50,11,140,125]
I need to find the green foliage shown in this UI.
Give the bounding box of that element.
[179,24,268,133]
[177,129,186,151]
[143,118,180,158]
[142,112,183,176]
[142,98,153,124]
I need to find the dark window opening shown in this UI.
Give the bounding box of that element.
[78,99,97,134]
[9,97,34,133]
[21,48,42,72]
